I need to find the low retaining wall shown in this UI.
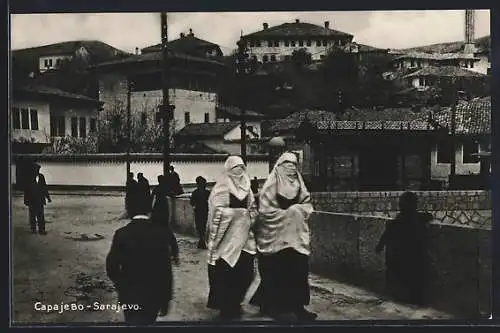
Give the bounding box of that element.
[171,193,491,319]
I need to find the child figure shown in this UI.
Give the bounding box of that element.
[190,176,211,249]
[376,191,432,306]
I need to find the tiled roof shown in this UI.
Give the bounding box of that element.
[269,110,336,132]
[392,52,479,62]
[403,66,487,78]
[175,121,240,138]
[242,21,353,39]
[431,97,491,135]
[142,35,222,56]
[94,50,225,68]
[173,142,226,154]
[315,120,432,131]
[216,105,266,119]
[12,40,130,65]
[13,84,102,105]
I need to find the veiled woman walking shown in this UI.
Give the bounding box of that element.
[205,155,257,320]
[253,152,317,322]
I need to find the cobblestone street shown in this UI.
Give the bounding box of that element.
[11,194,453,324]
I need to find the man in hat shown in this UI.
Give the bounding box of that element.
[190,176,210,249]
[106,204,179,324]
[23,163,51,234]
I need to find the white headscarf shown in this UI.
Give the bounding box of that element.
[275,152,301,200]
[224,155,250,201]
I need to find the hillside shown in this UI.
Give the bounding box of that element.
[397,35,490,54]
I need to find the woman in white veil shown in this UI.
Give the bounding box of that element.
[205,155,257,320]
[253,151,317,322]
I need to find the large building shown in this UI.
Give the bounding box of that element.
[240,19,354,62]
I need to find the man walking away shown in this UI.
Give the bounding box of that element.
[24,163,51,235]
[106,205,179,325]
[190,176,210,249]
[125,172,139,218]
[137,173,152,214]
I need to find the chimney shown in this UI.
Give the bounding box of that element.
[295,19,300,23]
[180,32,185,38]
[135,47,139,55]
[263,22,269,30]
[188,28,194,36]
[324,21,330,29]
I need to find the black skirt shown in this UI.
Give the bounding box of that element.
[207,251,254,313]
[251,248,310,314]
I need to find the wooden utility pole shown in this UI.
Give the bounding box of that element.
[161,12,171,176]
[236,39,249,162]
[126,78,132,178]
[449,80,458,189]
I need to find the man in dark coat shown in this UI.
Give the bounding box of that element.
[166,166,183,197]
[125,172,138,218]
[24,163,51,234]
[106,207,180,325]
[190,176,210,249]
[137,173,152,214]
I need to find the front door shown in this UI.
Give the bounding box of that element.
[358,148,399,191]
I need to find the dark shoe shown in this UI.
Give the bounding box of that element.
[295,308,318,321]
[39,230,47,235]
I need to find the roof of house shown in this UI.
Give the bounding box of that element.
[13,84,102,105]
[356,43,388,53]
[431,97,491,135]
[398,35,491,55]
[403,66,487,78]
[12,40,130,65]
[93,50,225,68]
[392,52,479,62]
[173,142,226,154]
[216,105,266,119]
[175,121,240,138]
[269,107,438,133]
[242,21,353,39]
[142,34,222,56]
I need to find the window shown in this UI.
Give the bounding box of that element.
[56,59,62,67]
[263,55,269,63]
[184,112,190,125]
[270,55,276,62]
[320,55,325,60]
[291,41,296,47]
[50,115,66,137]
[255,40,261,47]
[12,107,20,129]
[284,55,291,61]
[141,112,147,126]
[79,117,87,138]
[71,117,78,137]
[306,40,312,47]
[274,40,279,47]
[285,40,290,47]
[418,77,426,87]
[268,40,273,47]
[463,141,479,164]
[204,113,210,123]
[21,108,29,129]
[58,116,66,136]
[470,61,474,68]
[88,118,96,133]
[322,40,327,46]
[316,40,321,46]
[249,40,255,47]
[417,61,422,68]
[299,40,304,47]
[252,55,257,62]
[410,60,416,67]
[30,109,38,130]
[437,142,452,164]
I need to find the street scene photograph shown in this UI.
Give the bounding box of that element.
[10,9,491,325]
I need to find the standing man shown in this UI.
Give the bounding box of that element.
[125,172,138,218]
[106,206,179,325]
[190,176,210,249]
[166,166,183,197]
[24,163,51,235]
[137,173,152,214]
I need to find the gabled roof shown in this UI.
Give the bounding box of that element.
[392,52,479,62]
[142,34,222,56]
[431,97,491,135]
[12,40,130,65]
[356,43,388,53]
[13,83,102,106]
[242,21,353,39]
[403,66,486,78]
[175,122,240,138]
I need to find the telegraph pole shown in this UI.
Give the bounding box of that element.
[160,12,171,176]
[126,78,132,177]
[236,39,249,162]
[449,80,458,189]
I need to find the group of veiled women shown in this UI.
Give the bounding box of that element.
[205,152,317,322]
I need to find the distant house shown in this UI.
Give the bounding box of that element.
[174,121,261,155]
[240,19,354,62]
[93,35,226,151]
[403,65,487,91]
[11,84,103,153]
[391,52,480,71]
[12,40,130,77]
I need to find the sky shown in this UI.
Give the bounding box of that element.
[10,10,490,55]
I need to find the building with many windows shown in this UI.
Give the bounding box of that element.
[239,19,354,62]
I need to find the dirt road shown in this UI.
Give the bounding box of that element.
[11,194,452,324]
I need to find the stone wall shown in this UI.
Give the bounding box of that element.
[312,191,492,229]
[170,197,491,318]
